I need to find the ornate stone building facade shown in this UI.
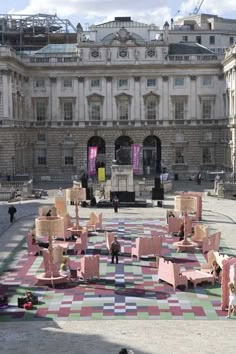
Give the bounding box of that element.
[0,16,232,180]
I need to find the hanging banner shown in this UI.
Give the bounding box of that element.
[98,167,106,182]
[131,144,141,174]
[88,146,98,175]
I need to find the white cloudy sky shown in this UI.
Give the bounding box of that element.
[2,0,236,29]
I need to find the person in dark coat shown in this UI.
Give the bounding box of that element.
[113,195,119,213]
[8,205,17,223]
[110,236,121,264]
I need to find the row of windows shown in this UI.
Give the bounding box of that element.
[35,147,213,166]
[34,98,215,121]
[33,76,215,90]
[182,35,234,46]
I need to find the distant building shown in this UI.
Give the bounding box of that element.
[0,15,234,181]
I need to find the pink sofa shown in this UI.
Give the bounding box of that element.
[131,236,162,260]
[77,255,100,281]
[157,257,188,290]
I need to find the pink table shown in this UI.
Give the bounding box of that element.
[182,270,215,288]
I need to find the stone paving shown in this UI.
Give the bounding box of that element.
[0,181,236,353]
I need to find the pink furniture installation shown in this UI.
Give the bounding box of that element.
[181,192,202,221]
[181,269,215,287]
[173,213,197,252]
[150,230,165,238]
[157,257,188,290]
[201,250,229,274]
[73,228,88,255]
[175,192,202,221]
[221,257,236,311]
[191,224,209,247]
[202,232,221,254]
[26,231,42,256]
[77,255,100,281]
[105,232,115,252]
[131,236,162,260]
[86,212,99,231]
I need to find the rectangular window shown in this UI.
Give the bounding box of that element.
[35,79,45,88]
[209,36,215,45]
[119,100,129,120]
[175,148,185,164]
[147,79,156,87]
[182,36,188,42]
[89,102,101,120]
[202,147,212,163]
[37,133,46,142]
[63,79,72,88]
[196,36,201,44]
[202,76,212,87]
[229,37,234,46]
[147,99,157,120]
[174,101,184,120]
[91,79,100,88]
[63,102,73,121]
[64,148,74,165]
[37,149,47,165]
[118,79,128,88]
[36,101,47,121]
[0,91,3,116]
[174,77,184,87]
[202,100,212,119]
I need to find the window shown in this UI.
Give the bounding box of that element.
[37,133,46,142]
[118,79,128,88]
[36,101,47,121]
[63,79,72,88]
[119,49,128,58]
[34,79,45,88]
[202,147,212,163]
[209,36,215,45]
[91,79,100,88]
[182,36,188,42]
[36,149,47,165]
[175,147,185,164]
[196,36,201,44]
[174,100,185,120]
[202,100,212,119]
[229,37,234,46]
[147,79,156,87]
[63,102,73,121]
[202,76,212,87]
[89,101,101,121]
[64,148,74,165]
[118,97,129,120]
[146,48,156,57]
[146,97,157,120]
[91,50,99,58]
[174,77,184,87]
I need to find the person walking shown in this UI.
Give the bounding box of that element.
[110,236,121,264]
[8,204,17,223]
[113,195,119,213]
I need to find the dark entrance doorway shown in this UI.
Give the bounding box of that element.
[87,136,106,172]
[143,135,161,175]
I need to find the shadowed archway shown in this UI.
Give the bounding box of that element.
[143,135,161,175]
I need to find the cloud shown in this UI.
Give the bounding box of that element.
[11,0,172,27]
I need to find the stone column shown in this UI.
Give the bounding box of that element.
[190,75,196,119]
[78,77,85,121]
[162,76,169,120]
[1,70,11,119]
[50,77,57,121]
[134,76,141,121]
[105,77,112,121]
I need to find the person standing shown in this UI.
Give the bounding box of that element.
[8,205,17,223]
[110,236,121,264]
[113,195,119,213]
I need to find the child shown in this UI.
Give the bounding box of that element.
[226,282,236,318]
[60,257,71,280]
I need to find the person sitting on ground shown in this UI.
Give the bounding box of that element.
[211,260,222,283]
[226,282,236,318]
[168,211,175,218]
[46,209,52,217]
[60,257,71,280]
[177,223,185,241]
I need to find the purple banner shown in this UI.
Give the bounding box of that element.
[131,144,141,174]
[88,146,98,175]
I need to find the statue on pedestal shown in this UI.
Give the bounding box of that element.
[113,147,131,165]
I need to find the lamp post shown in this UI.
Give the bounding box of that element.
[11,156,15,181]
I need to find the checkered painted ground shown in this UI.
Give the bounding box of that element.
[0,217,228,321]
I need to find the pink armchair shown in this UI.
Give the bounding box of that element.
[131,236,162,261]
[157,257,188,290]
[26,232,42,256]
[86,212,98,231]
[77,255,100,281]
[202,232,221,254]
[73,228,88,255]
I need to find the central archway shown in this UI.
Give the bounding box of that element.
[143,135,161,175]
[87,136,106,171]
[115,135,133,165]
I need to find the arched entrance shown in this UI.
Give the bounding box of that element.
[87,136,106,171]
[115,135,133,165]
[143,135,161,175]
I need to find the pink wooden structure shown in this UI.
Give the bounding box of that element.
[173,212,197,252]
[77,255,100,281]
[221,257,236,310]
[157,257,188,290]
[96,212,103,230]
[86,212,98,231]
[73,228,88,255]
[26,231,42,256]
[175,192,202,221]
[202,232,221,254]
[181,270,215,287]
[150,230,165,238]
[167,213,192,235]
[63,213,74,240]
[191,224,209,247]
[105,232,115,252]
[131,236,162,260]
[201,250,229,274]
[181,192,202,221]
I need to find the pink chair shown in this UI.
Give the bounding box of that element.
[202,232,221,254]
[86,212,98,231]
[167,217,183,234]
[95,212,103,230]
[77,255,100,281]
[131,237,162,260]
[105,232,115,252]
[73,228,88,255]
[157,257,188,290]
[191,224,209,247]
[26,232,42,256]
